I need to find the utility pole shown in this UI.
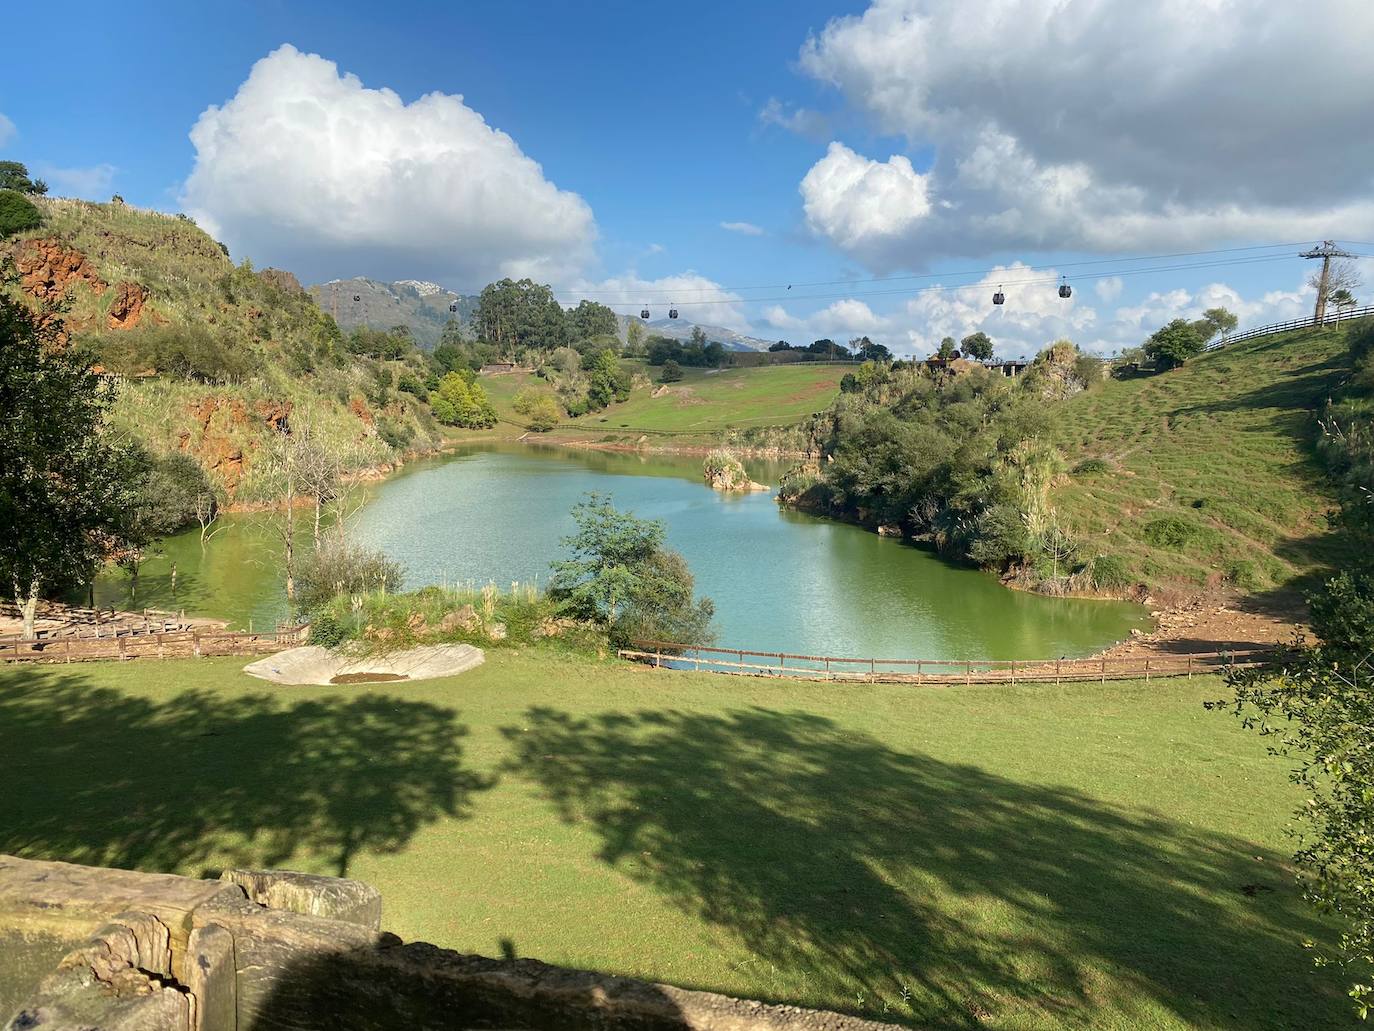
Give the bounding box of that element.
[1300,240,1357,327]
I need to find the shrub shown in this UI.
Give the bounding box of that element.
[0,189,43,238]
[309,611,349,648]
[1089,554,1133,590]
[659,360,683,383]
[295,540,406,612]
[1072,457,1111,475]
[1142,515,1199,549]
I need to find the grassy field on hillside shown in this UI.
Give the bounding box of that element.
[1054,322,1361,595]
[1,652,1348,1029]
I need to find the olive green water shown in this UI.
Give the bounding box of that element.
[91,443,1146,658]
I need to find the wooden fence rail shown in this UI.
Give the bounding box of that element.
[620,640,1273,685]
[0,626,307,665]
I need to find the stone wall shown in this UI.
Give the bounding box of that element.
[0,856,901,1031]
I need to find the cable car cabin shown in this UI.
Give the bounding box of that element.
[640,308,650,320]
[352,294,361,302]
[668,307,679,319]
[1058,281,1072,299]
[449,302,458,313]
[993,288,1005,305]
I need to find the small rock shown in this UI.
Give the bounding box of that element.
[487,622,508,642]
[439,605,479,633]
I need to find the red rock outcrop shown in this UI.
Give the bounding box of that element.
[106,280,147,329]
[14,237,106,302]
[349,396,375,426]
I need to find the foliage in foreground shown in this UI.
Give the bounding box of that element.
[1213,319,1374,1015]
[0,276,136,635]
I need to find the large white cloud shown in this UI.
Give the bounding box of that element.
[794,0,1374,266]
[181,45,596,285]
[763,297,888,339]
[801,143,931,259]
[756,268,1322,360]
[0,113,14,147]
[569,272,751,331]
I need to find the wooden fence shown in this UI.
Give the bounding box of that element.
[0,626,307,665]
[1204,306,1374,351]
[620,640,1272,685]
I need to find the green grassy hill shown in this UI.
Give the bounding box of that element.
[544,362,845,445]
[3,198,444,502]
[1053,322,1360,596]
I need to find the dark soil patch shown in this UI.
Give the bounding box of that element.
[329,672,411,685]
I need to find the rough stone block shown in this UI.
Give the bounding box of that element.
[218,869,382,929]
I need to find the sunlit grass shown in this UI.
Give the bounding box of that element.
[1,651,1350,1029]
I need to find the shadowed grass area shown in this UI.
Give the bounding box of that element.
[1053,323,1366,595]
[0,652,1349,1028]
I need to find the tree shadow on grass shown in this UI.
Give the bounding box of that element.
[503,706,1345,1029]
[0,671,492,878]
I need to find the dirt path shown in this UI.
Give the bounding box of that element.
[1098,594,1302,662]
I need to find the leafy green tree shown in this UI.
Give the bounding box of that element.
[1144,318,1206,368]
[568,299,618,342]
[0,280,134,637]
[659,359,683,383]
[937,337,957,360]
[586,348,630,410]
[0,161,47,195]
[852,336,893,362]
[961,331,995,361]
[513,389,561,432]
[1330,289,1358,318]
[474,278,567,353]
[1190,307,1239,343]
[625,318,646,357]
[117,449,212,592]
[549,494,713,646]
[432,371,497,428]
[0,190,43,238]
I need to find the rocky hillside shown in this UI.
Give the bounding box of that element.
[3,198,444,504]
[306,277,478,348]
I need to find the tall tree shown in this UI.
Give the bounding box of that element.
[1144,318,1206,368]
[568,299,618,342]
[0,161,47,195]
[474,278,567,354]
[960,331,995,361]
[0,280,133,637]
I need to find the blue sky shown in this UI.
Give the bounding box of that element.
[4,0,1372,357]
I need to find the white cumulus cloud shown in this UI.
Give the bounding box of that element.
[720,221,765,236]
[763,297,888,339]
[1095,277,1123,303]
[800,142,931,261]
[0,113,14,147]
[569,271,750,331]
[181,45,596,285]
[794,0,1374,266]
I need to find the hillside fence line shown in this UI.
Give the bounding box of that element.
[1205,306,1374,351]
[620,640,1271,685]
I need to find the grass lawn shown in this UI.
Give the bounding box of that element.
[1054,322,1363,594]
[1,652,1348,1029]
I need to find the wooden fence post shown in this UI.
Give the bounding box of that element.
[65,638,71,664]
[1101,656,1106,683]
[193,632,201,658]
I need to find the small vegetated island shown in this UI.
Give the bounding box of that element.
[4,168,1374,1027]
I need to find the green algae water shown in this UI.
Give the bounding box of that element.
[91,443,1146,659]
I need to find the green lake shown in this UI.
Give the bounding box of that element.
[91,443,1147,659]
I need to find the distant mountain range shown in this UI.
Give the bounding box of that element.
[639,317,779,353]
[308,277,777,353]
[306,278,478,348]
